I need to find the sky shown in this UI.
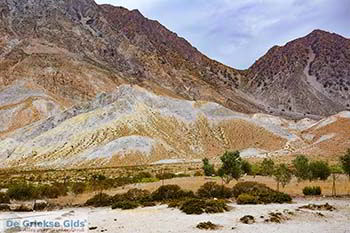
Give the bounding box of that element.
[95,0,350,69]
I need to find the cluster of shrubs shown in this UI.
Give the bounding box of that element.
[196,182,232,199]
[179,199,229,215]
[233,182,292,204]
[302,186,322,196]
[6,183,68,201]
[0,171,183,202]
[0,193,10,204]
[86,181,292,214]
[85,183,231,215]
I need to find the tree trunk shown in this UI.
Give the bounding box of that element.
[332,174,336,197]
[277,181,280,192]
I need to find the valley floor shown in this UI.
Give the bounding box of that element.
[1,198,349,233]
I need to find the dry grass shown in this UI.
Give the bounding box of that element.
[51,175,350,207]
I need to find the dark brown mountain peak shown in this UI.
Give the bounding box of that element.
[0,0,255,120]
[244,29,350,118]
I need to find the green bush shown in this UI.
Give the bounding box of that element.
[156,173,176,180]
[232,182,271,198]
[260,158,275,176]
[258,191,292,204]
[218,151,243,183]
[7,183,38,201]
[167,199,184,208]
[204,199,230,214]
[196,221,221,230]
[0,193,10,204]
[112,201,139,210]
[303,186,322,196]
[85,193,112,207]
[241,160,253,175]
[292,155,310,181]
[179,199,229,215]
[232,182,292,204]
[135,172,152,179]
[122,188,151,202]
[309,161,331,181]
[7,183,67,201]
[152,185,194,201]
[71,182,86,195]
[196,182,232,199]
[37,184,63,199]
[202,158,216,176]
[236,194,258,204]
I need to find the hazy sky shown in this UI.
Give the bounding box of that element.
[95,0,350,69]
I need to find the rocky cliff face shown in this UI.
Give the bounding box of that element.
[243,30,350,118]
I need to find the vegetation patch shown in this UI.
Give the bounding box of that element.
[233,182,292,204]
[196,221,221,230]
[71,182,86,195]
[264,212,289,223]
[0,204,10,211]
[179,199,230,215]
[111,201,139,210]
[152,185,194,201]
[85,193,112,207]
[236,193,258,205]
[0,193,10,204]
[299,203,336,211]
[7,183,38,201]
[197,182,232,199]
[303,186,322,196]
[7,183,67,201]
[240,215,255,224]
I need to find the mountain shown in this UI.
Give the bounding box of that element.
[0,0,263,138]
[243,29,350,118]
[1,85,349,168]
[0,0,349,168]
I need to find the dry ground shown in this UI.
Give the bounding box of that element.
[2,198,350,233]
[53,175,350,206]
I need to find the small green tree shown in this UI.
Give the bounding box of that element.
[340,149,350,194]
[309,161,331,181]
[202,158,215,176]
[330,165,343,196]
[241,160,252,175]
[251,163,261,178]
[218,151,242,184]
[292,155,310,181]
[260,158,275,176]
[340,149,350,180]
[273,164,292,191]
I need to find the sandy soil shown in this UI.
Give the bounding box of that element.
[53,176,350,206]
[2,198,349,233]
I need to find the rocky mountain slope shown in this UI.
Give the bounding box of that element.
[0,0,349,168]
[243,30,350,118]
[1,85,349,168]
[0,0,260,135]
